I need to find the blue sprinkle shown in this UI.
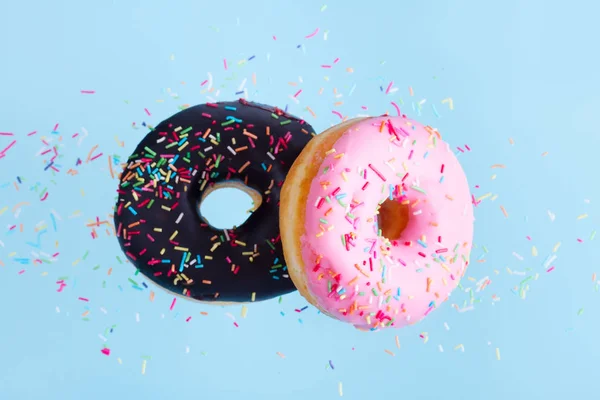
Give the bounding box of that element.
[224,106,237,111]
[248,55,255,61]
[128,207,137,216]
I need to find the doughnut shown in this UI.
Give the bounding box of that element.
[280,115,474,330]
[114,99,315,303]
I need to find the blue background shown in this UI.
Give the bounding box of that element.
[1,0,599,399]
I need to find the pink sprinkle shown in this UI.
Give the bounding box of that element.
[144,108,151,116]
[272,35,277,40]
[53,123,59,131]
[331,110,343,119]
[457,147,465,153]
[465,144,471,151]
[368,164,386,182]
[223,59,228,70]
[440,164,445,173]
[385,81,393,94]
[40,192,49,201]
[200,80,208,86]
[90,152,103,161]
[546,266,555,273]
[526,236,532,240]
[305,27,319,38]
[333,58,340,64]
[294,89,302,98]
[186,317,192,322]
[78,297,89,302]
[18,270,25,275]
[170,297,177,310]
[321,65,332,68]
[577,238,583,243]
[233,322,239,327]
[390,101,401,116]
[80,90,95,94]
[0,140,17,155]
[101,348,111,356]
[0,132,13,136]
[27,131,38,136]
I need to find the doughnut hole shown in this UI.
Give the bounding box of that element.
[198,182,262,230]
[378,199,410,241]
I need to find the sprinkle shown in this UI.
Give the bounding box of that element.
[368,164,386,181]
[338,382,343,397]
[305,28,319,38]
[500,205,508,218]
[496,348,501,360]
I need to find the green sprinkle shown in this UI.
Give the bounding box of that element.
[221,119,235,126]
[82,251,90,260]
[280,120,292,126]
[578,308,584,316]
[371,288,378,296]
[411,185,427,194]
[147,199,155,209]
[93,265,100,270]
[319,218,328,224]
[266,240,276,250]
[270,113,279,119]
[116,256,123,264]
[128,278,139,286]
[144,147,156,156]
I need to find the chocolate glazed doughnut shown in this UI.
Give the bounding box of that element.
[114,99,315,303]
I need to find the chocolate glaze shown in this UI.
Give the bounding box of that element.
[114,99,315,302]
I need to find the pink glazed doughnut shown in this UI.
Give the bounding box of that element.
[280,115,474,330]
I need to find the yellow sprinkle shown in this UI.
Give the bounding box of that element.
[496,347,501,360]
[553,242,561,253]
[235,240,247,246]
[476,193,492,202]
[241,305,248,318]
[117,358,122,364]
[169,230,179,240]
[532,246,538,257]
[141,360,147,375]
[251,292,256,302]
[173,246,189,252]
[325,148,336,155]
[0,206,8,216]
[341,171,348,182]
[577,214,588,220]
[441,97,454,110]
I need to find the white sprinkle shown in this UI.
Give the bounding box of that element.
[136,313,140,322]
[175,213,184,224]
[99,334,108,342]
[207,73,213,90]
[55,306,60,313]
[444,322,450,330]
[227,146,236,155]
[266,151,275,160]
[238,78,247,91]
[186,346,190,354]
[100,307,108,314]
[204,146,213,152]
[438,344,444,352]
[512,252,524,261]
[547,210,556,221]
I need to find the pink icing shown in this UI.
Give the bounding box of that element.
[299,116,474,330]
